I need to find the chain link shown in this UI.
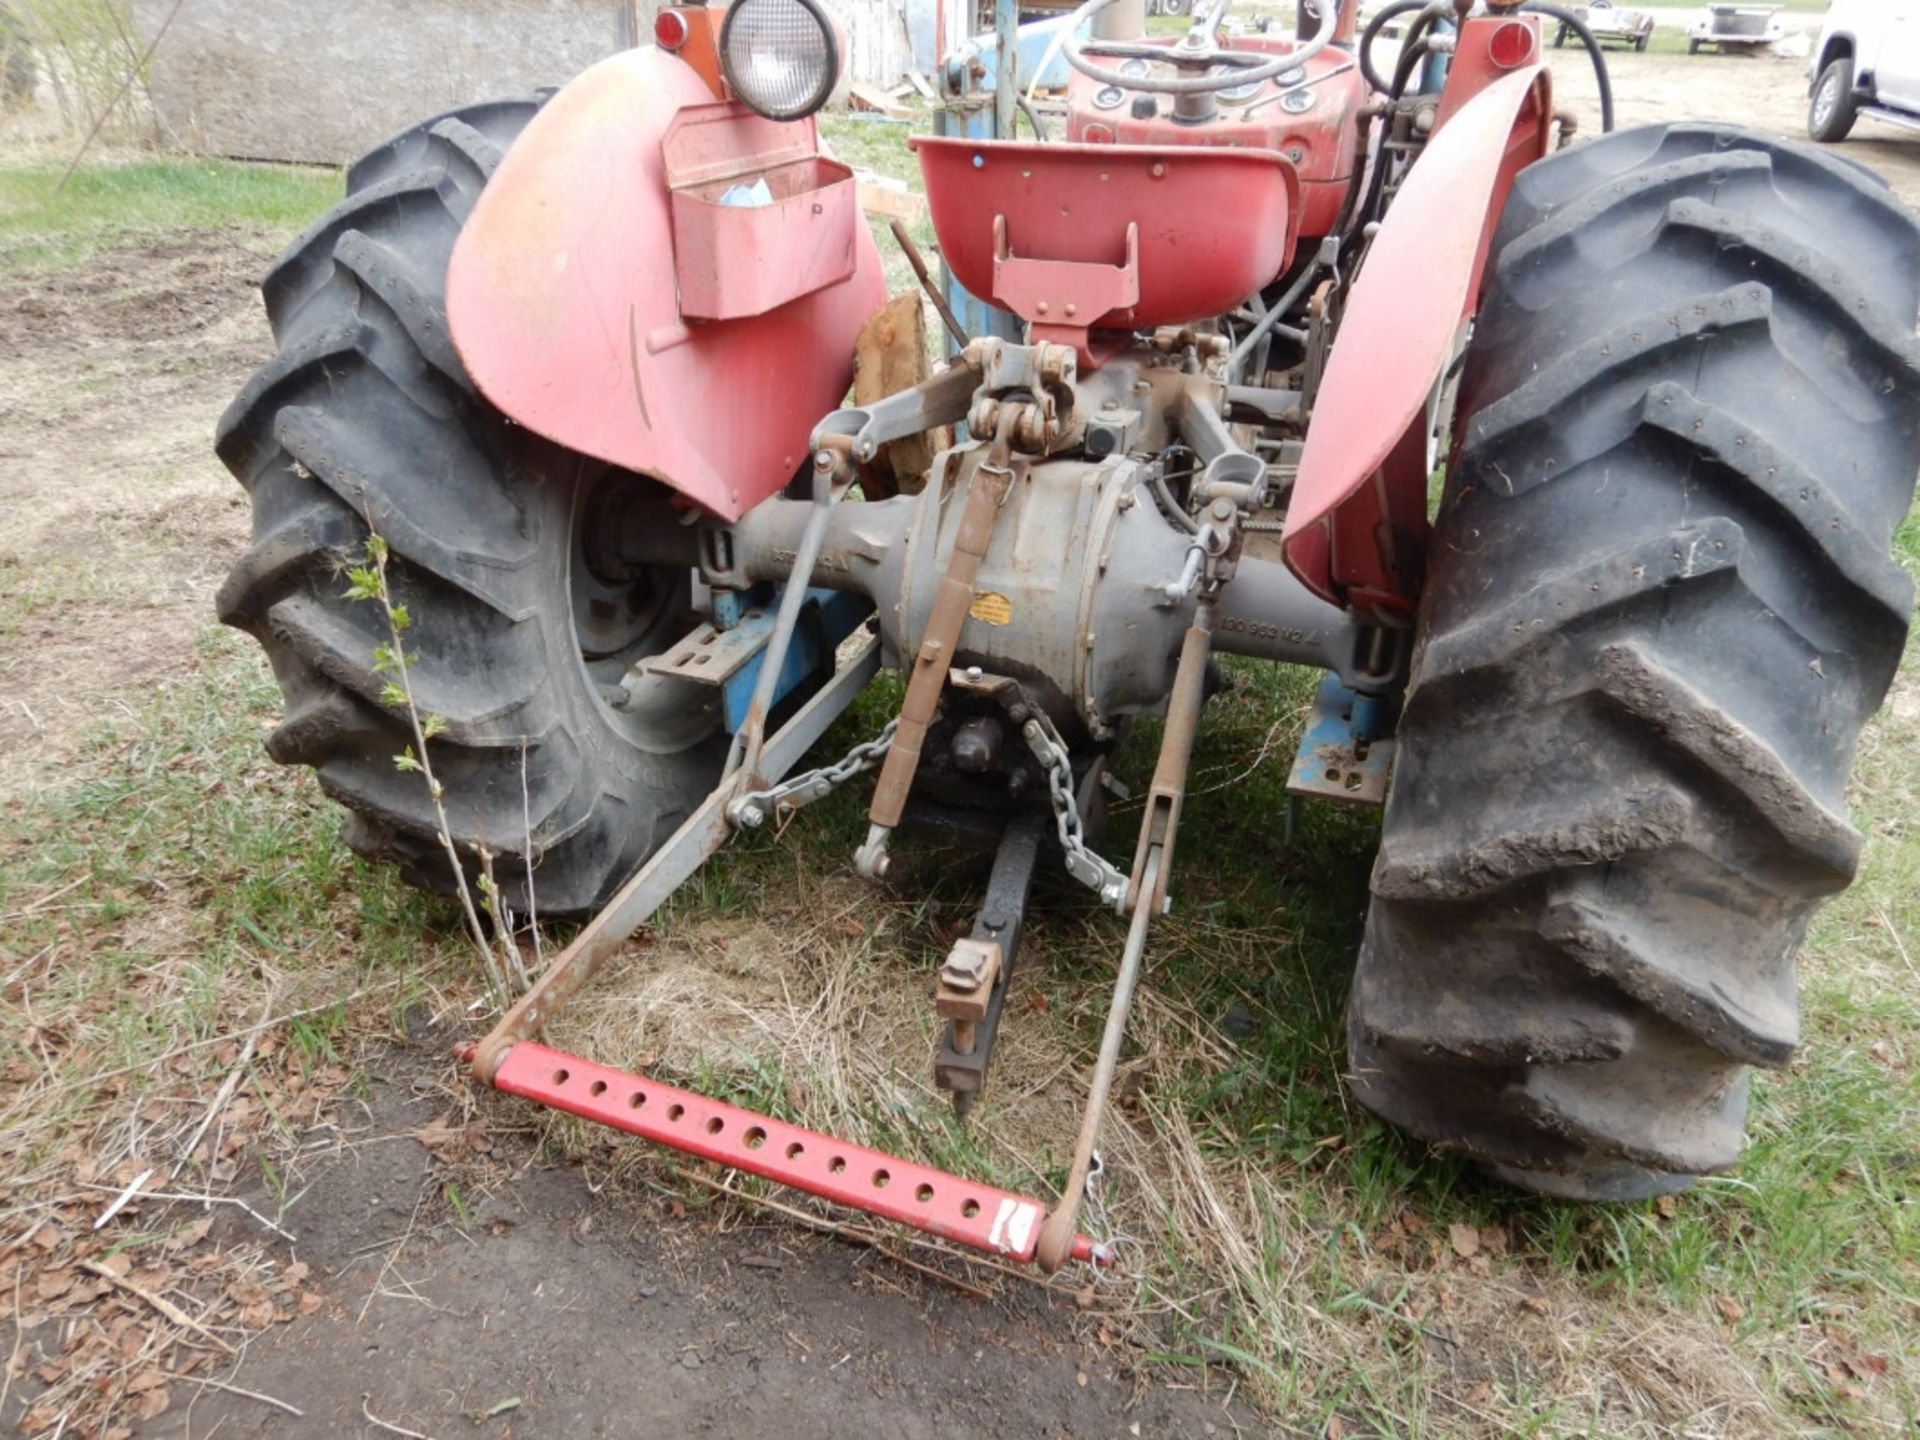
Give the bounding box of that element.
[1081,1149,1143,1283]
[1020,716,1129,912]
[728,719,899,829]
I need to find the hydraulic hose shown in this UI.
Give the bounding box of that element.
[1340,19,1435,245]
[1519,1,1614,131]
[1016,94,1050,141]
[1357,0,1431,94]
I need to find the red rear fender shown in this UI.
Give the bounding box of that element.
[447,49,887,521]
[1283,57,1553,612]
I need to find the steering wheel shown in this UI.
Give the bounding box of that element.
[1063,0,1340,96]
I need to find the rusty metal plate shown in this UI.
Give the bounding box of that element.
[642,618,773,687]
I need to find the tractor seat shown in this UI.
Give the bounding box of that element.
[911,136,1300,366]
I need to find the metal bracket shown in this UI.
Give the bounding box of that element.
[812,358,982,465]
[649,589,872,732]
[934,812,1045,1108]
[1286,675,1395,806]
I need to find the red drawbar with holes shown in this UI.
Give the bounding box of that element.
[482,1042,1104,1267]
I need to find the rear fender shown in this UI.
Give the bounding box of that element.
[447,48,887,522]
[1283,58,1553,613]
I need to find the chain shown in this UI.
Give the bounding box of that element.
[1019,715,1129,912]
[728,719,899,829]
[1081,1149,1143,1283]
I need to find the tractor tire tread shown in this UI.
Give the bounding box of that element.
[1349,122,1920,1197]
[217,93,717,917]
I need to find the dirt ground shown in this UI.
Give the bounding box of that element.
[1568,51,1920,213]
[135,1033,1253,1440]
[0,237,264,794]
[3,42,1918,1440]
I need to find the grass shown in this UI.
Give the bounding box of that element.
[0,155,342,270]
[3,121,1917,1438]
[0,630,450,1173]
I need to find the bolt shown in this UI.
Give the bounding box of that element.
[965,665,983,682]
[737,805,764,829]
[1037,300,1049,315]
[943,948,990,986]
[1149,162,1166,178]
[813,449,835,471]
[1065,303,1077,318]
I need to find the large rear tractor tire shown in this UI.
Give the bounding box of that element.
[1350,124,1920,1199]
[216,99,723,916]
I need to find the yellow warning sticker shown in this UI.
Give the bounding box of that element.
[969,591,1014,626]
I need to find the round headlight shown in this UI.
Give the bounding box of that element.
[720,0,841,122]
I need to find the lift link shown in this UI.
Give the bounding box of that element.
[1034,447,1258,1272]
[468,638,884,1085]
[856,405,1024,879]
[1034,607,1216,1271]
[726,443,853,790]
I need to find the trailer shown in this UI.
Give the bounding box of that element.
[1558,1,1654,53]
[1688,3,1783,54]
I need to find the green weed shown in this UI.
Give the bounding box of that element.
[0,158,340,270]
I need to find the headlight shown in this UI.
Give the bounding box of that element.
[720,0,841,122]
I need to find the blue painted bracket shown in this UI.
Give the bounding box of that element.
[1286,676,1395,807]
[720,589,874,733]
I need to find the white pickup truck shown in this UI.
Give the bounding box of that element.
[1809,0,1920,142]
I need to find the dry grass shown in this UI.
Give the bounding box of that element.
[537,822,1888,1437]
[526,641,1920,1437]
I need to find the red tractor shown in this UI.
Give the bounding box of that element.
[217,0,1920,1267]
